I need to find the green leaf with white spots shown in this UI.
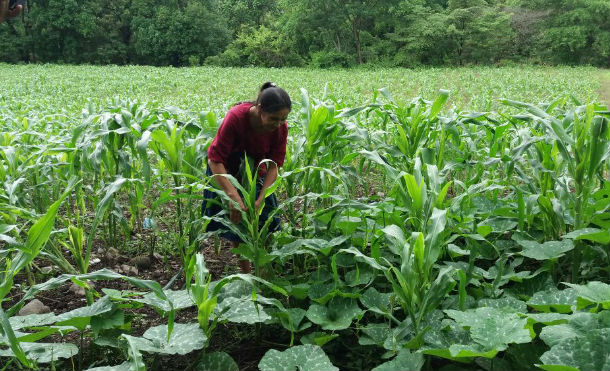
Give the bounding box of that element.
[306,297,363,330]
[539,312,609,348]
[358,323,392,347]
[9,313,57,330]
[516,239,574,260]
[538,328,610,371]
[477,296,528,313]
[86,362,136,371]
[563,228,609,245]
[300,332,339,347]
[0,342,78,363]
[216,296,272,324]
[445,307,512,328]
[136,289,195,312]
[564,281,610,310]
[444,307,532,353]
[258,345,338,371]
[448,344,499,359]
[360,287,393,315]
[195,352,239,371]
[525,313,571,325]
[527,289,578,313]
[422,317,499,360]
[55,295,114,329]
[274,308,310,332]
[421,319,483,360]
[469,311,532,351]
[372,349,424,371]
[123,323,206,356]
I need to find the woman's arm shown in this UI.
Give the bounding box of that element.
[208,159,247,224]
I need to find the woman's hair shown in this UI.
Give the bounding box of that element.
[255,82,291,113]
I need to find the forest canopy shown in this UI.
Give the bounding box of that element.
[1,0,608,67]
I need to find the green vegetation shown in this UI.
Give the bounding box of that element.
[0,66,609,370]
[1,0,608,67]
[0,64,607,115]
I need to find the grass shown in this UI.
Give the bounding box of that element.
[0,64,607,119]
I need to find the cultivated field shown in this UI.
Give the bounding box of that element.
[0,65,609,371]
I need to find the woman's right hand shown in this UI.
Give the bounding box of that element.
[228,193,248,224]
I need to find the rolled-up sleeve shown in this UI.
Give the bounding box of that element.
[207,113,237,164]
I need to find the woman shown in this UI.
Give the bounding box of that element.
[202,82,291,273]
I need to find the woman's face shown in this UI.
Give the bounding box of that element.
[259,106,290,133]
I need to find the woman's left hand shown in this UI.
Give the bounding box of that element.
[255,196,264,212]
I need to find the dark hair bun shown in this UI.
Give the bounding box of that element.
[260,82,277,92]
[256,82,291,113]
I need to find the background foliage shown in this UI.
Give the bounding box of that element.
[0,0,608,67]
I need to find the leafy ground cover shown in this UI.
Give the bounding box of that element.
[0,66,609,371]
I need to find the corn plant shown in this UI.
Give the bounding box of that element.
[502,100,610,282]
[205,156,282,277]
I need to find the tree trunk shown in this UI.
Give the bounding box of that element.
[351,16,362,64]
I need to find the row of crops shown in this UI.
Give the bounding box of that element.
[1,82,609,370]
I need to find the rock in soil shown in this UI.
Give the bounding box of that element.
[129,255,152,270]
[18,299,51,316]
[104,247,120,265]
[69,282,95,296]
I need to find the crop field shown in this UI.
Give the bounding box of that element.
[0,65,609,371]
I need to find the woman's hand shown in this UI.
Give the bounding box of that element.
[255,196,264,213]
[228,192,248,224]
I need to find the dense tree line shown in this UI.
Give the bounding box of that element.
[1,0,608,67]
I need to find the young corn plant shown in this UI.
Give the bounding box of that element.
[206,156,282,277]
[0,180,77,369]
[502,100,610,282]
[187,253,289,344]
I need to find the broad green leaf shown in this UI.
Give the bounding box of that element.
[0,342,78,363]
[128,323,207,355]
[421,319,470,356]
[358,324,391,347]
[55,295,114,329]
[195,352,239,371]
[516,239,574,260]
[258,345,338,371]
[564,281,610,310]
[300,332,339,347]
[360,287,392,315]
[9,313,57,330]
[539,312,609,348]
[135,289,195,312]
[525,313,571,326]
[538,328,610,371]
[337,247,385,271]
[216,296,272,324]
[563,228,610,245]
[275,308,308,332]
[527,289,578,313]
[306,297,363,330]
[86,362,136,371]
[469,311,532,351]
[477,296,527,313]
[372,349,424,371]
